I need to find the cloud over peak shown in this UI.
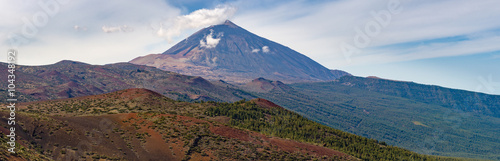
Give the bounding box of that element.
[157,5,237,42]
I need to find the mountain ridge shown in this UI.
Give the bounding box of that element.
[338,76,500,117]
[251,75,500,160]
[0,60,256,103]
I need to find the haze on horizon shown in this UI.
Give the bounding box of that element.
[1,0,499,95]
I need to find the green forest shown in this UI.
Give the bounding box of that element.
[205,100,467,161]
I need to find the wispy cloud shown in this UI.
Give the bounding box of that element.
[74,25,87,32]
[102,25,134,33]
[101,26,121,33]
[331,35,500,67]
[233,0,500,68]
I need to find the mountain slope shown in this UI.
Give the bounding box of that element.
[0,88,466,161]
[130,20,349,83]
[251,76,500,160]
[2,89,353,160]
[337,76,500,117]
[0,60,255,103]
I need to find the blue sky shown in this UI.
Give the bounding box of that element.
[1,0,499,95]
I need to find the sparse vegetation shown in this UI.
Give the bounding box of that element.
[0,88,476,160]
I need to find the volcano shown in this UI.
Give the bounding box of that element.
[130,20,349,83]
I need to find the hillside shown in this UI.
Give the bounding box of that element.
[251,76,500,160]
[0,89,465,161]
[336,76,500,118]
[0,60,255,103]
[130,20,350,83]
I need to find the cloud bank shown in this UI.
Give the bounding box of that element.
[0,0,179,65]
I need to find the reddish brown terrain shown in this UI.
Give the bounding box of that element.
[249,98,284,109]
[0,88,354,161]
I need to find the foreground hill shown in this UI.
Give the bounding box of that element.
[0,89,463,160]
[250,76,499,160]
[0,60,255,103]
[130,20,350,83]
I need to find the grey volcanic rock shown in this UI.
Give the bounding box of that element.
[130,20,349,83]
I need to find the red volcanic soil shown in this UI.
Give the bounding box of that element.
[250,98,285,110]
[115,112,352,159]
[2,102,351,160]
[108,113,179,160]
[18,88,163,108]
[211,125,253,142]
[210,125,350,158]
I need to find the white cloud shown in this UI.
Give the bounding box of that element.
[102,25,134,33]
[0,0,179,65]
[200,29,221,48]
[102,26,121,33]
[156,5,237,42]
[74,25,87,31]
[262,46,270,53]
